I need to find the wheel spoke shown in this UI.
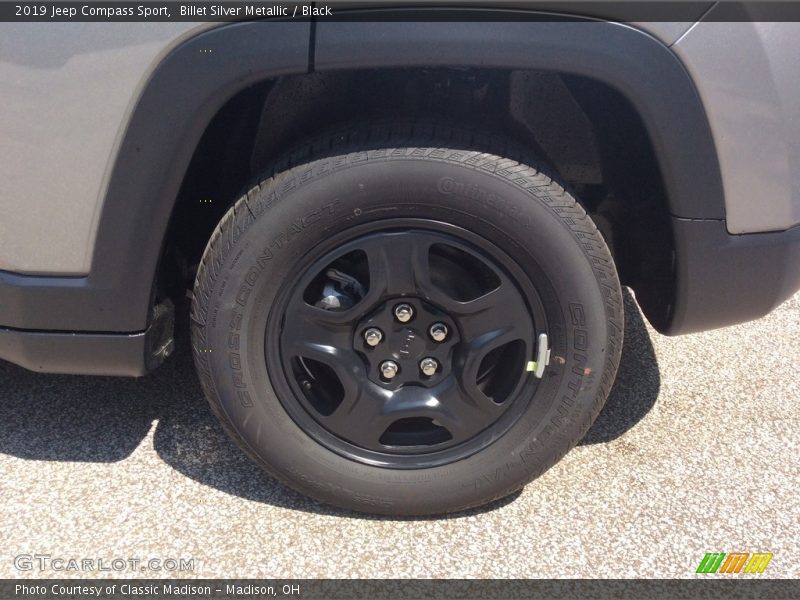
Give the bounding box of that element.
[322,381,394,450]
[424,376,505,442]
[281,303,364,391]
[445,281,532,403]
[461,320,522,373]
[359,232,435,299]
[458,281,530,348]
[324,379,503,450]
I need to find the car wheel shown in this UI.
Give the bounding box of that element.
[191,122,623,515]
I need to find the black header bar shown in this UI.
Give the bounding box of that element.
[5,2,800,22]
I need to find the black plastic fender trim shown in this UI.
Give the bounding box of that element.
[663,219,800,335]
[314,15,725,223]
[0,328,149,377]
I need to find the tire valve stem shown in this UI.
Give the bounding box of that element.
[526,333,551,379]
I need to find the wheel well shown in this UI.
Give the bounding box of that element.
[161,67,674,327]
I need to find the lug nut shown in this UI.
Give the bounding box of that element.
[429,322,448,342]
[380,360,399,380]
[394,303,414,323]
[420,357,439,377]
[363,327,383,347]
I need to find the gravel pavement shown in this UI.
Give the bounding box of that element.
[2,290,798,579]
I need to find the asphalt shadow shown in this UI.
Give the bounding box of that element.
[579,287,661,445]
[0,288,658,516]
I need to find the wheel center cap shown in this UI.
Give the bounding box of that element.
[353,298,459,388]
[393,327,426,360]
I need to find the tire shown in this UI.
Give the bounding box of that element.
[191,122,623,516]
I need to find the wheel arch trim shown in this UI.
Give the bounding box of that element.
[314,17,723,214]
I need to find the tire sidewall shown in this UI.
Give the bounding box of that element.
[196,151,620,514]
